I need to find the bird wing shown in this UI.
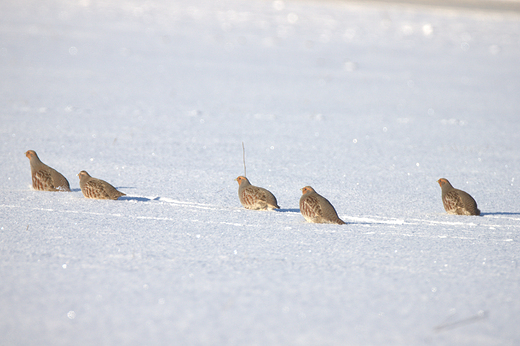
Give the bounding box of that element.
[49,169,70,191]
[83,180,110,199]
[242,186,269,209]
[33,170,55,191]
[444,190,464,213]
[301,195,322,219]
[241,186,263,204]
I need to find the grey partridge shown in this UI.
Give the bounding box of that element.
[437,178,480,216]
[235,176,280,210]
[25,150,71,191]
[300,186,345,224]
[78,170,126,200]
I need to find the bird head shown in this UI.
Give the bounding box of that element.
[437,178,451,188]
[25,150,37,159]
[235,176,249,185]
[78,171,91,180]
[301,186,315,195]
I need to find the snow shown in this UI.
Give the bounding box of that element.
[1,0,520,344]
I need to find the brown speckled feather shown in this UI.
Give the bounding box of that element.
[26,150,70,192]
[299,186,345,224]
[236,176,280,210]
[438,178,480,216]
[78,171,126,200]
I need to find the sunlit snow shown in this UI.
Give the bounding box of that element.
[1,0,520,345]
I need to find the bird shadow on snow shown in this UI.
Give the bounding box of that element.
[277,208,300,213]
[346,220,375,226]
[74,186,153,202]
[119,196,160,202]
[481,212,520,216]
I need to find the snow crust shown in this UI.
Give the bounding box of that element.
[1,0,520,344]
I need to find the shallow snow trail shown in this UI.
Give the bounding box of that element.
[2,200,518,239]
[344,214,519,227]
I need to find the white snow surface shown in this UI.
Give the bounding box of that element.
[1,0,520,345]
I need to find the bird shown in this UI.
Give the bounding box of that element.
[78,170,126,200]
[25,150,71,192]
[437,178,480,216]
[299,186,345,224]
[235,176,280,210]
